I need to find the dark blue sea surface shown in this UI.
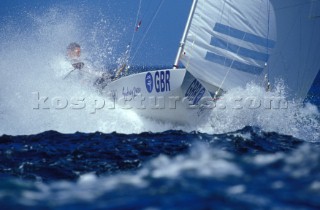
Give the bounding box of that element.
[1,1,320,209]
[0,126,320,210]
[0,74,318,210]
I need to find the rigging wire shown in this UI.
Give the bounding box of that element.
[129,0,165,65]
[214,0,229,99]
[126,0,143,66]
[265,0,271,91]
[115,0,144,77]
[139,0,153,24]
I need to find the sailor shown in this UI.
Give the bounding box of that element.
[64,42,86,79]
[64,42,109,86]
[64,42,127,89]
[66,42,82,65]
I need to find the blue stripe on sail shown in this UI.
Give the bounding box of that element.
[213,23,276,48]
[205,52,264,75]
[210,37,270,62]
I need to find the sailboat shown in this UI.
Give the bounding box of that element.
[101,0,320,124]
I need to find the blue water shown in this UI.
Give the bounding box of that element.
[1,2,320,209]
[0,74,319,209]
[0,74,318,210]
[1,125,320,210]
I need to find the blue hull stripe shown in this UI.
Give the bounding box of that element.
[213,23,276,48]
[210,37,270,62]
[205,52,264,75]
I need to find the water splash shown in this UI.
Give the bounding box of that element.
[0,7,142,135]
[199,82,320,142]
[0,6,319,142]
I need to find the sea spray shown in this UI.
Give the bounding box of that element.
[199,82,320,141]
[0,7,319,142]
[0,7,140,135]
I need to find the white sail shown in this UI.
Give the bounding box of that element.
[181,0,320,98]
[268,0,320,98]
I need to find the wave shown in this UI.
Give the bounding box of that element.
[0,128,319,209]
[0,7,319,142]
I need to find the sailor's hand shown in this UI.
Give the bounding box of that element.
[72,62,85,70]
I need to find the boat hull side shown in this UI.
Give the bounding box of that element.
[101,69,212,125]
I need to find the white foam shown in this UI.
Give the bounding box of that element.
[0,7,319,141]
[198,82,320,141]
[0,8,147,135]
[12,142,320,207]
[15,144,242,206]
[253,153,284,166]
[150,144,242,179]
[226,185,246,195]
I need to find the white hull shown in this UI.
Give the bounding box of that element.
[101,69,214,125]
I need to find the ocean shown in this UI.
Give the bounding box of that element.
[0,125,319,210]
[0,77,319,210]
[1,2,320,210]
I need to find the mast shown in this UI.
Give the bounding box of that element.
[173,0,198,69]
